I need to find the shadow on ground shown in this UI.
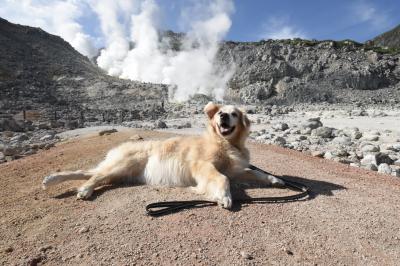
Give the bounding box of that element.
[52,175,345,216]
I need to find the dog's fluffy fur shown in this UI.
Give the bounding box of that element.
[42,102,283,208]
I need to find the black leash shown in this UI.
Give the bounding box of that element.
[146,164,311,217]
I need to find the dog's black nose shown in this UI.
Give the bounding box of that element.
[220,113,228,119]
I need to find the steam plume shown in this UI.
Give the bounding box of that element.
[93,0,235,101]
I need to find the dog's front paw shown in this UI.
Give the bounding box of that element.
[77,186,93,200]
[42,175,58,189]
[267,175,285,187]
[219,195,233,209]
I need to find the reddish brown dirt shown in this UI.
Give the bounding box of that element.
[1,129,400,265]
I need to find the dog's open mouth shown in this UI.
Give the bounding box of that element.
[219,123,235,136]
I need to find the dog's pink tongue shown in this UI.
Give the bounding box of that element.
[221,127,229,133]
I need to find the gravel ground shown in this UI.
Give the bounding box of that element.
[1,129,400,265]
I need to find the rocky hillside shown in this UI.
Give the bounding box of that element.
[368,24,400,49]
[1,17,400,115]
[0,18,166,117]
[217,39,400,105]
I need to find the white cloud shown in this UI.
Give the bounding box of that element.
[261,17,307,40]
[352,0,392,30]
[0,0,97,57]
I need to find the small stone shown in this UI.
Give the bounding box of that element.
[129,134,144,141]
[4,246,13,253]
[391,166,400,177]
[38,245,52,252]
[350,163,360,168]
[297,135,308,141]
[311,126,333,138]
[301,117,322,129]
[332,136,352,145]
[240,251,253,260]
[361,135,379,141]
[361,154,378,165]
[301,128,312,135]
[352,131,363,139]
[378,163,392,175]
[98,129,118,136]
[324,151,336,160]
[273,136,286,146]
[155,120,167,129]
[26,254,46,266]
[311,151,324,158]
[361,144,379,153]
[272,122,289,131]
[40,134,54,141]
[283,247,294,255]
[389,143,400,152]
[79,227,89,234]
[394,160,400,167]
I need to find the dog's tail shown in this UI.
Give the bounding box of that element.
[42,170,94,189]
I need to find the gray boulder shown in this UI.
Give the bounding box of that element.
[361,144,380,153]
[332,136,352,145]
[311,127,333,138]
[272,122,289,131]
[155,120,168,129]
[301,118,322,129]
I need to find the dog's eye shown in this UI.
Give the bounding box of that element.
[231,112,238,117]
[217,111,222,115]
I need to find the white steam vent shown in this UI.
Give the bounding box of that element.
[93,0,235,101]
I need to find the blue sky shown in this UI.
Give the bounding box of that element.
[156,0,400,42]
[1,0,399,52]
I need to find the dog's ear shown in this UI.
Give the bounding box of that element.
[204,102,220,119]
[240,108,251,128]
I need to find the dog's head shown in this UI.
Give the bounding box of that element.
[204,102,250,145]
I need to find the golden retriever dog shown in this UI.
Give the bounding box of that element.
[42,102,284,209]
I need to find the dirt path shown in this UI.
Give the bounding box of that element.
[1,129,400,265]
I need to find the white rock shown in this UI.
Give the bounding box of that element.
[361,144,379,153]
[360,135,379,141]
[391,166,400,177]
[332,136,352,145]
[40,134,54,141]
[378,163,392,175]
[272,123,289,131]
[360,154,378,165]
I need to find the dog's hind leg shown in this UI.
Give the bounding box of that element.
[42,170,94,189]
[76,162,140,199]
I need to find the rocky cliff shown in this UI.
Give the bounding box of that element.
[217,39,400,104]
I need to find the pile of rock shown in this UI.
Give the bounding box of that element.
[250,117,400,177]
[0,131,59,163]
